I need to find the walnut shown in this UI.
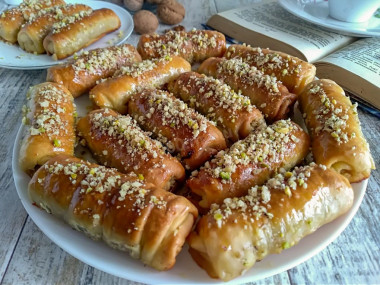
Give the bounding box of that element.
[133,10,159,34]
[123,0,144,11]
[157,0,185,25]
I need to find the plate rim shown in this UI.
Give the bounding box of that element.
[0,0,133,70]
[12,107,368,284]
[278,0,380,37]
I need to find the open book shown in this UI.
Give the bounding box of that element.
[207,0,380,110]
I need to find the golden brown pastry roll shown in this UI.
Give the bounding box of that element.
[28,154,198,271]
[127,89,227,170]
[19,82,75,175]
[43,8,121,60]
[198,57,297,122]
[224,44,316,94]
[0,0,65,43]
[17,4,92,54]
[188,163,354,281]
[46,44,141,97]
[299,79,375,183]
[90,56,191,114]
[77,108,185,191]
[167,71,265,143]
[187,119,310,209]
[137,29,226,64]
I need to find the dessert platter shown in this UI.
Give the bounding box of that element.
[278,0,380,37]
[8,6,375,283]
[0,0,133,69]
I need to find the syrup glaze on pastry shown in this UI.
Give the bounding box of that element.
[17,4,92,54]
[0,0,66,43]
[187,119,310,208]
[127,89,227,170]
[198,57,297,122]
[188,163,354,281]
[90,56,191,114]
[19,82,76,175]
[137,29,226,64]
[43,8,121,60]
[299,79,375,183]
[167,71,266,143]
[47,44,142,97]
[28,154,198,271]
[224,44,316,95]
[77,108,185,191]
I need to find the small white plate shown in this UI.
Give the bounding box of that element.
[0,0,133,70]
[12,95,368,284]
[278,0,380,37]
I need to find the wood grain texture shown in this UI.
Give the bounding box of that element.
[0,68,46,282]
[0,0,379,284]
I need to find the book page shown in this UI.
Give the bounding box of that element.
[317,37,380,88]
[217,0,355,62]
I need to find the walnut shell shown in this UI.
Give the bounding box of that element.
[157,0,185,25]
[133,10,159,34]
[124,0,144,11]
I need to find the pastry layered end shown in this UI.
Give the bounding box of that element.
[299,79,375,183]
[28,155,198,271]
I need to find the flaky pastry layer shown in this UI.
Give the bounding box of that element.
[299,79,375,183]
[29,155,198,271]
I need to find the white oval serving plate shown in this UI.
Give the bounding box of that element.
[12,96,368,284]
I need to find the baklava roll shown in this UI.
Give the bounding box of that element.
[187,119,310,209]
[46,44,142,97]
[198,57,297,122]
[188,29,226,63]
[299,79,375,183]
[17,4,92,54]
[127,89,227,170]
[224,45,316,94]
[167,71,265,143]
[28,155,198,271]
[137,29,226,64]
[0,0,65,43]
[90,56,191,114]
[43,8,121,60]
[77,108,185,191]
[188,163,354,281]
[19,82,76,175]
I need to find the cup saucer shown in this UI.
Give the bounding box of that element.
[278,0,380,37]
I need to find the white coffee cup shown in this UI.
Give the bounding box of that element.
[329,0,380,23]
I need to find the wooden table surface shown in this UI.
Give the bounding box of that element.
[0,0,379,284]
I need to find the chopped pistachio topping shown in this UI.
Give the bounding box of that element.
[225,45,304,76]
[196,119,301,184]
[51,9,93,34]
[208,163,326,228]
[171,73,260,131]
[130,89,213,155]
[142,29,218,60]
[41,158,168,212]
[215,57,281,95]
[219,171,231,180]
[306,83,358,144]
[72,45,137,76]
[26,84,75,142]
[81,109,170,177]
[53,138,61,147]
